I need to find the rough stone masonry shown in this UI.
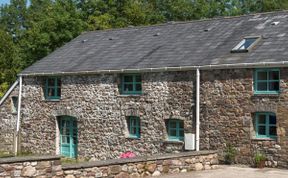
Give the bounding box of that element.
[0,68,288,168]
[19,71,195,160]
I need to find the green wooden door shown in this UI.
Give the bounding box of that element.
[59,116,77,158]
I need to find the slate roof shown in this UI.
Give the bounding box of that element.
[21,11,288,75]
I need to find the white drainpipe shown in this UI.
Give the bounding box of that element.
[14,76,23,155]
[196,68,200,151]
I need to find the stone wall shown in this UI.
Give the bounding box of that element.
[20,71,195,160]
[2,67,288,168]
[0,151,218,178]
[0,86,18,154]
[62,151,218,178]
[0,155,63,177]
[200,68,288,167]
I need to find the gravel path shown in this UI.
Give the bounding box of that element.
[155,165,288,178]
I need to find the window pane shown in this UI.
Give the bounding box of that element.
[170,129,177,137]
[269,71,279,80]
[73,137,77,144]
[258,115,266,124]
[179,121,184,129]
[243,38,257,48]
[130,127,136,134]
[257,71,267,80]
[12,96,18,112]
[135,84,142,91]
[124,76,133,82]
[62,136,67,143]
[57,88,61,97]
[169,121,177,128]
[269,126,277,136]
[179,130,184,137]
[48,78,55,87]
[258,126,266,135]
[257,82,267,91]
[130,118,136,126]
[269,115,276,125]
[124,84,133,91]
[135,75,141,82]
[269,82,279,91]
[73,121,77,127]
[57,79,61,87]
[47,88,55,97]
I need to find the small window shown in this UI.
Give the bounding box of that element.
[45,77,61,100]
[231,37,260,53]
[127,116,140,138]
[255,112,277,139]
[121,74,142,95]
[167,119,184,141]
[254,69,280,94]
[11,96,18,113]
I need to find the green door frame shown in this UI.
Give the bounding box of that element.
[58,116,78,158]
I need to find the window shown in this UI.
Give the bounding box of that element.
[127,116,140,138]
[11,96,18,113]
[254,69,280,94]
[167,119,184,141]
[45,77,61,99]
[121,74,142,95]
[255,112,277,139]
[231,37,260,53]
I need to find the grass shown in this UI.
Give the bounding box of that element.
[61,157,89,165]
[0,150,35,158]
[0,151,13,158]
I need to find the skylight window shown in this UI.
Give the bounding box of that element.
[231,37,261,53]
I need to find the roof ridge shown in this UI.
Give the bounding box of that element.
[82,10,288,34]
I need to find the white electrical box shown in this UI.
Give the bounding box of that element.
[184,133,195,150]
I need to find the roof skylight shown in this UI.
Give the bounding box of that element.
[231,36,261,53]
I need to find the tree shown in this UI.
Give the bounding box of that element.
[0,29,21,97]
[1,0,288,97]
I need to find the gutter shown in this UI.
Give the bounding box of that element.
[0,79,19,106]
[18,61,288,76]
[195,68,200,151]
[15,76,23,156]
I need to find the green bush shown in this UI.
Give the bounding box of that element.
[254,152,266,165]
[224,143,237,164]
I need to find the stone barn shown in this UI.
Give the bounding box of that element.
[1,11,288,167]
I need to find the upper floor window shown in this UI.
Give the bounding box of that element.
[127,116,140,138]
[166,119,184,141]
[11,96,18,114]
[254,69,280,94]
[121,74,142,95]
[231,37,260,53]
[255,112,276,139]
[45,77,61,100]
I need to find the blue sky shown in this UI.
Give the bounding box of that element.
[0,0,10,6]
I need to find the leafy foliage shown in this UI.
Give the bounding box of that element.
[224,143,237,164]
[1,0,288,97]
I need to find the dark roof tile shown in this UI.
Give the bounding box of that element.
[21,11,288,75]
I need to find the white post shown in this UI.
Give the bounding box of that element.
[196,68,200,151]
[14,76,23,156]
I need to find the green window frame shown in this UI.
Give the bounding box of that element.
[45,77,61,100]
[167,119,184,141]
[254,69,280,94]
[121,74,142,95]
[127,116,140,138]
[255,112,277,139]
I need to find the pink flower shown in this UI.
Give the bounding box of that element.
[120,151,136,158]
